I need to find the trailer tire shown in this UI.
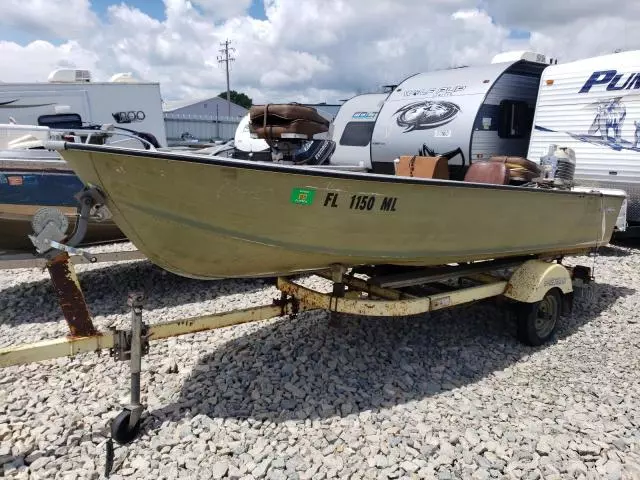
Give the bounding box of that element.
[516,288,562,346]
[111,409,141,445]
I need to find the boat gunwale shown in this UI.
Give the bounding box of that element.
[0,166,75,174]
[0,157,70,172]
[57,142,628,199]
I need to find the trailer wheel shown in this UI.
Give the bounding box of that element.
[110,409,141,445]
[516,288,562,346]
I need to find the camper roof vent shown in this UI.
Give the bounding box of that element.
[109,72,139,83]
[491,51,548,65]
[47,69,92,83]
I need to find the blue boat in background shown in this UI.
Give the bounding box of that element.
[0,122,162,253]
[0,150,126,252]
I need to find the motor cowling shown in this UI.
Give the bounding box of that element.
[540,144,576,188]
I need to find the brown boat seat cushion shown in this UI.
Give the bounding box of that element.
[488,155,541,181]
[249,104,329,139]
[395,155,449,180]
[464,161,510,185]
[251,121,328,139]
[250,104,329,125]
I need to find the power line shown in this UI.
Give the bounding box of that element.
[217,39,236,117]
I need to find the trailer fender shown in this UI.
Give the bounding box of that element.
[504,260,572,304]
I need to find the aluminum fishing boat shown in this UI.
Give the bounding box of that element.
[47,138,625,280]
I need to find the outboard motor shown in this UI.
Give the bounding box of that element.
[248,103,334,165]
[289,139,336,165]
[540,144,576,188]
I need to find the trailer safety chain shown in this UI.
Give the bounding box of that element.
[105,439,114,478]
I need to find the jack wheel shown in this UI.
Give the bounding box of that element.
[516,289,561,346]
[110,409,141,445]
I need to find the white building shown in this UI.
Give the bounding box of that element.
[162,96,248,117]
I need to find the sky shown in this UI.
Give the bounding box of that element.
[0,0,638,105]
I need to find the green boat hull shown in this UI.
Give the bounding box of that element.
[55,144,625,280]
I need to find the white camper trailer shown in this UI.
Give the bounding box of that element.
[0,69,167,146]
[370,54,550,174]
[527,50,640,226]
[329,93,388,169]
[326,50,639,229]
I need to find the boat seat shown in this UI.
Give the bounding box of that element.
[249,104,329,139]
[251,121,329,139]
[463,161,510,185]
[394,155,449,180]
[488,155,541,181]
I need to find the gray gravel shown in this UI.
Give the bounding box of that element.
[1,241,639,479]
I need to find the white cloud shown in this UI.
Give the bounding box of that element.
[0,40,100,82]
[0,0,639,104]
[483,0,640,31]
[0,0,97,39]
[192,0,253,20]
[527,16,640,61]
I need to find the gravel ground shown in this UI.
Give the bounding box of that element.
[1,241,639,480]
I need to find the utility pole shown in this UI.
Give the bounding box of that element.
[217,39,236,117]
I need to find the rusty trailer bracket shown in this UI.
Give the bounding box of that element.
[46,252,97,337]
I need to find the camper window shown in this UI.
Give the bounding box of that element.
[339,121,375,147]
[498,100,531,139]
[37,113,84,129]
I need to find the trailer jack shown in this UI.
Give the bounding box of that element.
[109,292,149,443]
[104,292,149,477]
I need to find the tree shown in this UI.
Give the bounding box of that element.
[218,90,253,109]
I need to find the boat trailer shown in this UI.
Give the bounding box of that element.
[0,254,594,441]
[0,189,596,449]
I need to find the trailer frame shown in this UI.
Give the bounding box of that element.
[0,250,595,447]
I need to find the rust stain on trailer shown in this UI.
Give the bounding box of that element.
[173,320,214,335]
[46,253,97,337]
[176,320,197,327]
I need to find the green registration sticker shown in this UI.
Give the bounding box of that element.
[290,187,316,205]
